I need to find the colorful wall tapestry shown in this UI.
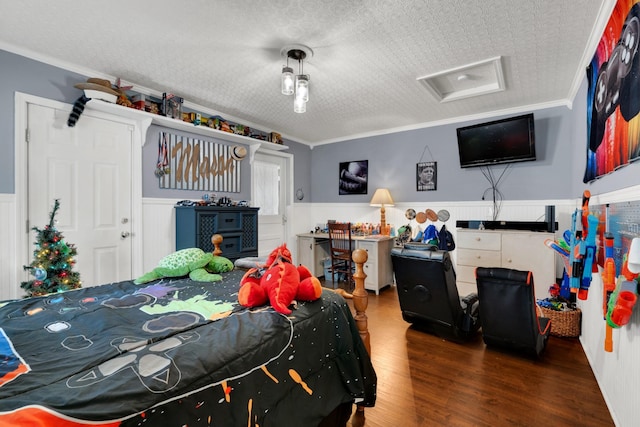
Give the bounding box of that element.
[157,132,245,192]
[585,0,640,182]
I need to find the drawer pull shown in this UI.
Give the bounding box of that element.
[225,219,234,222]
[475,237,481,241]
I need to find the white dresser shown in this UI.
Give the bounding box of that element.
[456,229,556,299]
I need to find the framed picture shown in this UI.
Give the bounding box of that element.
[339,160,368,195]
[417,161,437,191]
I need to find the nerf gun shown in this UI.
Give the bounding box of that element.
[576,190,596,299]
[579,214,598,300]
[544,237,571,299]
[607,237,640,329]
[602,204,615,352]
[569,209,583,295]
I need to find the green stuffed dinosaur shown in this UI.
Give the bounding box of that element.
[134,247,234,284]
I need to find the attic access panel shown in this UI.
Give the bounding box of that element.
[417,56,505,102]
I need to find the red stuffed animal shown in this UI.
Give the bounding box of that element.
[238,244,322,314]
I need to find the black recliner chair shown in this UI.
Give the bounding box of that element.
[391,243,480,342]
[475,267,551,357]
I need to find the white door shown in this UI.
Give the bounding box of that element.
[27,102,133,287]
[252,151,290,255]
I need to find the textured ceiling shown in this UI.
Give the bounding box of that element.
[0,0,614,146]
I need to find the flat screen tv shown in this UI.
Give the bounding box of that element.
[456,113,536,168]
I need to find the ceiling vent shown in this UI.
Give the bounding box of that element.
[417,56,505,103]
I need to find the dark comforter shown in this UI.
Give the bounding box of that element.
[0,269,376,426]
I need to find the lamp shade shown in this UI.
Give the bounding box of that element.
[293,97,306,113]
[370,188,394,206]
[295,74,309,102]
[281,66,294,95]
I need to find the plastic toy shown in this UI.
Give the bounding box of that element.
[602,203,616,352]
[238,243,322,315]
[134,248,234,284]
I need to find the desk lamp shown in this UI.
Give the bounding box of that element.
[370,188,394,235]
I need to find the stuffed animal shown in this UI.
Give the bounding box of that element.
[238,244,322,315]
[134,247,234,284]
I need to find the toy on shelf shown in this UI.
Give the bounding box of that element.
[606,237,640,330]
[567,191,597,300]
[545,190,598,302]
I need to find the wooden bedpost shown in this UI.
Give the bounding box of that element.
[211,234,223,256]
[350,248,369,427]
[351,248,370,354]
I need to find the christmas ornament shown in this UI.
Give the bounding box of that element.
[33,268,47,281]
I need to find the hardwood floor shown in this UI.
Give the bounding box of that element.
[338,284,614,427]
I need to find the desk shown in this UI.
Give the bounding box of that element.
[297,233,395,295]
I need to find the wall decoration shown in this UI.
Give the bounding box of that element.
[585,1,640,182]
[158,132,243,192]
[417,161,437,191]
[339,160,368,195]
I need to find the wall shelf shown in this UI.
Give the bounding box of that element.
[85,99,289,151]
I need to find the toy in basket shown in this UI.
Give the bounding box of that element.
[537,298,582,338]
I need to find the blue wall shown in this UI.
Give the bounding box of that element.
[1,49,310,201]
[310,108,575,203]
[2,48,638,201]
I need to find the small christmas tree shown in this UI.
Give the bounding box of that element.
[21,199,82,297]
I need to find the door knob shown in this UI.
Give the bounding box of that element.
[121,231,131,239]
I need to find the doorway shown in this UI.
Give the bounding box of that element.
[252,151,293,255]
[16,93,144,293]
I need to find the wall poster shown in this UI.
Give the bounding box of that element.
[156,132,245,192]
[339,160,368,195]
[585,0,640,182]
[417,161,437,191]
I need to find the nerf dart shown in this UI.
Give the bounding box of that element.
[578,214,598,300]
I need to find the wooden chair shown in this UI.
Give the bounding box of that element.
[327,222,354,289]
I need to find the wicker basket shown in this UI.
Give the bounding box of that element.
[538,306,582,338]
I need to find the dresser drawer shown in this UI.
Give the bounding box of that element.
[217,212,242,232]
[200,232,241,255]
[457,231,501,251]
[457,265,478,285]
[457,248,501,267]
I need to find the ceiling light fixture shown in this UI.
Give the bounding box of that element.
[281,44,313,113]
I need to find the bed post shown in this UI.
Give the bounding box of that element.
[211,234,223,256]
[351,248,370,354]
[351,248,369,426]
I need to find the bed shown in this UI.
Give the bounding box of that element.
[0,236,376,426]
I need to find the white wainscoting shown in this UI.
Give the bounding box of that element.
[141,198,178,273]
[0,194,18,301]
[579,185,640,427]
[298,198,575,278]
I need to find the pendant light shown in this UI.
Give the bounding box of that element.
[280,44,313,113]
[281,66,294,96]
